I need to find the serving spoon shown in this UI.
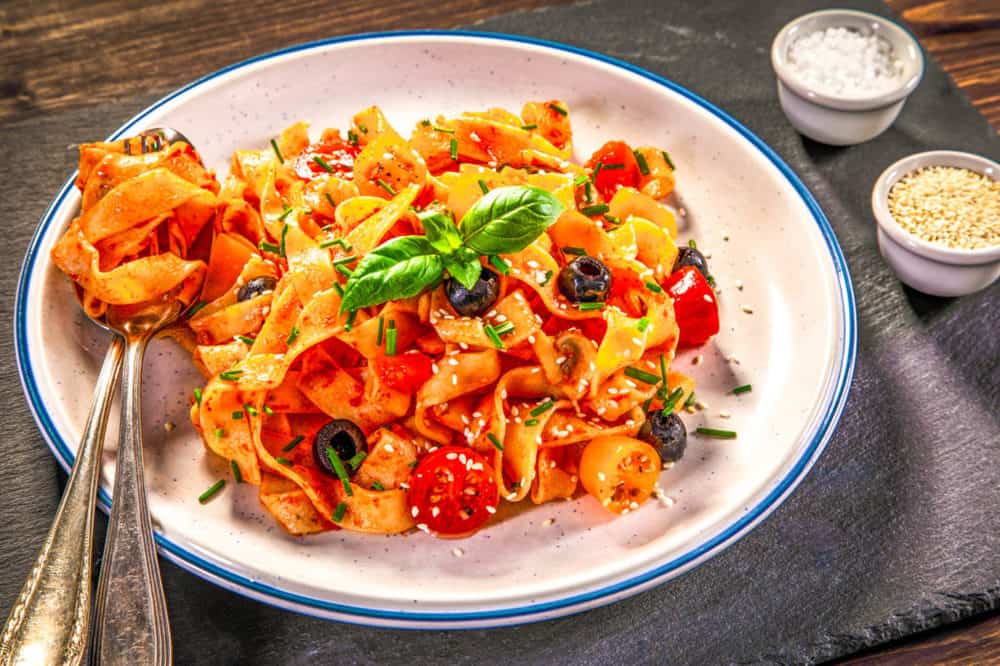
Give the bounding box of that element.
[0,128,194,666]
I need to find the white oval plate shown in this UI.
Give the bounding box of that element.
[15,32,856,629]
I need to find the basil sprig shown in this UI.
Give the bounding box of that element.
[339,185,562,312]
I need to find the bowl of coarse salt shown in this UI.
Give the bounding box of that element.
[771,9,924,145]
[872,150,1000,296]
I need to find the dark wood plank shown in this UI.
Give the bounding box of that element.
[842,610,1000,664]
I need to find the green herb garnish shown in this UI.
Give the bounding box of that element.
[214,428,225,439]
[377,179,397,196]
[332,502,347,522]
[581,204,610,217]
[539,270,553,287]
[661,150,676,170]
[578,302,604,311]
[319,238,351,250]
[660,387,684,416]
[433,126,454,134]
[263,404,274,416]
[521,124,538,130]
[487,433,504,451]
[344,309,357,331]
[385,320,397,356]
[489,255,510,275]
[347,451,367,471]
[478,179,490,194]
[219,369,243,381]
[231,460,243,484]
[283,435,305,452]
[372,481,385,491]
[484,324,504,349]
[563,246,587,256]
[525,418,539,426]
[187,300,208,318]
[347,130,359,146]
[695,427,737,439]
[244,404,258,417]
[198,480,225,503]
[637,317,650,332]
[493,321,515,336]
[634,150,650,175]
[449,137,458,161]
[231,410,243,420]
[276,456,294,467]
[237,335,255,345]
[625,366,660,385]
[279,223,289,258]
[258,240,280,254]
[530,400,555,417]
[313,155,334,173]
[645,281,663,293]
[286,325,299,346]
[278,206,294,222]
[548,103,568,116]
[324,192,337,210]
[601,163,624,171]
[376,316,385,347]
[733,384,753,395]
[270,139,285,163]
[193,387,203,407]
[326,447,353,496]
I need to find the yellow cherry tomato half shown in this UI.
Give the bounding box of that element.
[579,436,661,514]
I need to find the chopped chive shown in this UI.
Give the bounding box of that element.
[493,321,515,336]
[581,204,609,217]
[313,155,334,173]
[601,163,625,170]
[278,206,294,222]
[634,150,650,175]
[408,460,419,468]
[187,300,208,318]
[696,427,737,439]
[193,387,203,406]
[286,325,299,346]
[563,246,587,256]
[276,456,294,467]
[592,161,603,183]
[237,335,255,345]
[489,255,510,275]
[645,281,663,293]
[584,181,593,202]
[283,435,305,452]
[625,366,661,385]
[484,324,504,349]
[332,282,345,297]
[344,309,357,332]
[525,418,539,426]
[347,130,359,146]
[231,460,243,483]
[270,139,285,163]
[332,502,348,522]
[661,150,676,170]
[231,410,243,420]
[683,392,696,409]
[530,399,555,417]
[659,353,669,388]
[376,316,385,346]
[347,450,367,471]
[521,123,538,130]
[548,103,568,116]
[478,179,490,194]
[420,119,431,127]
[660,387,684,416]
[578,302,605,311]
[539,270,553,287]
[372,481,385,491]
[643,397,654,412]
[604,214,622,225]
[449,137,458,161]
[198,480,225,503]
[573,174,588,187]
[487,433,504,451]
[688,239,697,249]
[219,369,243,381]
[334,263,354,277]
[376,179,396,196]
[320,238,351,250]
[214,428,225,439]
[263,404,274,416]
[732,384,753,395]
[333,255,357,266]
[279,223,289,258]
[324,192,337,210]
[358,123,368,134]
[258,240,280,254]
[244,403,258,417]
[637,317,650,332]
[433,126,454,134]
[326,447,353,495]
[385,320,397,356]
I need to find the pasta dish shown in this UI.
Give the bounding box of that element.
[52,101,721,538]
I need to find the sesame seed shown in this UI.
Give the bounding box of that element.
[543,518,555,527]
[446,452,458,460]
[597,472,606,481]
[692,354,704,365]
[451,374,458,385]
[448,358,459,366]
[431,363,439,374]
[608,387,619,395]
[741,305,754,314]
[695,400,709,410]
[452,547,465,557]
[735,279,744,290]
[385,444,395,453]
[164,421,175,432]
[629,501,639,510]
[719,411,732,419]
[486,505,497,514]
[632,337,644,346]
[703,294,713,303]
[417,523,430,533]
[411,506,420,517]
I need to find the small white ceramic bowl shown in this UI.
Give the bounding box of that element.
[771,9,924,146]
[872,150,1000,296]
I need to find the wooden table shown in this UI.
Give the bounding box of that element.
[2,1,998,662]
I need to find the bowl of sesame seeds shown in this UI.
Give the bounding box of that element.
[872,150,1000,296]
[771,9,924,146]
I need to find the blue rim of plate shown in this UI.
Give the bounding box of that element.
[14,30,857,628]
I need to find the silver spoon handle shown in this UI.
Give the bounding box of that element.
[0,336,124,666]
[91,337,171,666]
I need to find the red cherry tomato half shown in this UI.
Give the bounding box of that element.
[585,140,640,200]
[408,446,499,535]
[292,139,360,179]
[374,350,434,393]
[664,266,720,347]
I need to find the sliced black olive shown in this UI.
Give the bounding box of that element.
[557,256,611,303]
[237,275,278,302]
[638,411,687,463]
[313,419,367,476]
[445,267,500,317]
[673,247,710,280]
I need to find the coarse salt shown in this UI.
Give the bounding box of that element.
[787,26,903,98]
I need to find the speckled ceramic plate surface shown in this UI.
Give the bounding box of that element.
[15,32,856,628]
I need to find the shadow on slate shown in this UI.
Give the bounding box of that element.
[0,0,998,664]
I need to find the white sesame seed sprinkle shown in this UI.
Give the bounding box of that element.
[452,547,465,557]
[741,305,754,314]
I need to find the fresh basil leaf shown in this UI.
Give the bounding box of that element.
[443,248,482,291]
[339,236,443,312]
[419,211,463,256]
[459,185,563,255]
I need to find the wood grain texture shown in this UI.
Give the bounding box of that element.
[0,0,998,663]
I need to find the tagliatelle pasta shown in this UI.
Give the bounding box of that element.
[54,101,722,538]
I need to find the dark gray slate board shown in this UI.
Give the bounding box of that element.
[1,0,998,663]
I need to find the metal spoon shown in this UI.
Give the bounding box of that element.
[0,128,194,666]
